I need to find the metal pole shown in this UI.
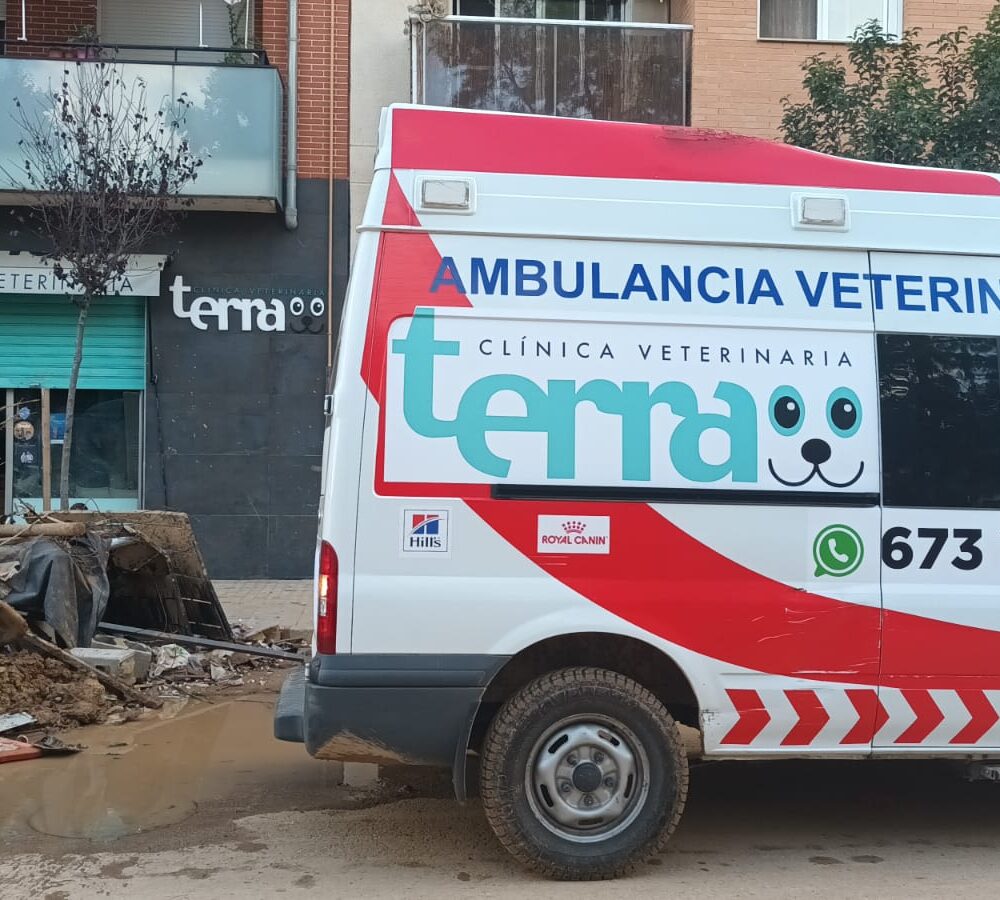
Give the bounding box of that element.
[284,0,299,229]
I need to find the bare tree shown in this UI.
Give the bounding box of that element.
[4,61,203,509]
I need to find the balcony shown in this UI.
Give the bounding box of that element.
[0,44,283,212]
[410,15,691,126]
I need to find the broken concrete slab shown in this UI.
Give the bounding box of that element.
[92,637,152,682]
[69,647,137,684]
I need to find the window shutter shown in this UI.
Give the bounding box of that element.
[100,0,236,52]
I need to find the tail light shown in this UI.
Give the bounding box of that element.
[316,540,338,654]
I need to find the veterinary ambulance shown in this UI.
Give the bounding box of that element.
[276,104,1000,879]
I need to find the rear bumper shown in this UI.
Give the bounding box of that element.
[273,654,508,768]
[274,665,307,742]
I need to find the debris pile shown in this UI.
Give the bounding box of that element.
[0,651,112,728]
[0,511,308,755]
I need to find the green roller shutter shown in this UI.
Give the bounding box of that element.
[0,295,146,390]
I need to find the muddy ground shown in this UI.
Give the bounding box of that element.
[0,652,111,729]
[3,675,1000,898]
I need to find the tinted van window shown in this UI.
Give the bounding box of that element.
[879,334,1000,508]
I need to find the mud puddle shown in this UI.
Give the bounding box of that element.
[0,696,332,842]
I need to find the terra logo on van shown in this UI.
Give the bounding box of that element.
[385,309,876,493]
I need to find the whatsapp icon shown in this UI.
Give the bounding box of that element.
[813,525,864,577]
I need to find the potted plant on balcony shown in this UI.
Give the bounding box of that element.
[223,0,259,65]
[66,24,101,61]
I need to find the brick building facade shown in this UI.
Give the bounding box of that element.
[677,0,996,138]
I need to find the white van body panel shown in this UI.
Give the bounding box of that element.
[313,105,1000,760]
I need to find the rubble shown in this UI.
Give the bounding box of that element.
[0,713,36,733]
[0,511,308,742]
[69,647,138,683]
[91,636,153,681]
[0,651,112,728]
[49,511,234,641]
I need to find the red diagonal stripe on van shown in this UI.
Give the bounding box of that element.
[950,691,999,745]
[720,690,771,745]
[841,689,888,745]
[391,107,1000,197]
[781,690,830,746]
[895,690,945,744]
[368,175,1000,691]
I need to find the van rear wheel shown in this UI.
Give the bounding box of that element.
[480,667,688,880]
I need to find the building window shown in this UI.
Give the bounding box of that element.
[759,0,901,42]
[878,333,1000,509]
[455,1,625,19]
[7,389,143,514]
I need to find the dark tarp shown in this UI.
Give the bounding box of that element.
[1,534,110,648]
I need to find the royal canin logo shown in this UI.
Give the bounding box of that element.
[539,517,609,549]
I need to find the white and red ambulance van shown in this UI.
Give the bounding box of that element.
[276,104,1000,879]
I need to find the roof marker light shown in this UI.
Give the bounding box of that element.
[416,176,476,214]
[793,194,850,231]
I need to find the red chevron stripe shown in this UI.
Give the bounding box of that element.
[841,689,888,745]
[895,690,945,744]
[950,690,1000,745]
[781,690,830,746]
[721,689,771,745]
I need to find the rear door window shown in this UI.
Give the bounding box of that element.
[878,333,1000,508]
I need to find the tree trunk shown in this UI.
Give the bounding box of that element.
[59,296,90,510]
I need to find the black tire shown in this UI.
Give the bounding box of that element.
[480,667,688,880]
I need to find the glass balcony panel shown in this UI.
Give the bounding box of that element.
[0,58,282,210]
[415,17,691,126]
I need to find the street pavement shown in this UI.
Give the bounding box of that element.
[2,690,999,899]
[214,579,313,633]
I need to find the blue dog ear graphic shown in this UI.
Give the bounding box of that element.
[826,387,861,438]
[768,385,804,436]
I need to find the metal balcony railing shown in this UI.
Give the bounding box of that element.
[410,15,692,126]
[0,43,282,212]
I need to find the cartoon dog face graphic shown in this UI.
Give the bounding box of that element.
[763,384,867,489]
[288,296,326,334]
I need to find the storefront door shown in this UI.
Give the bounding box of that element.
[0,293,147,516]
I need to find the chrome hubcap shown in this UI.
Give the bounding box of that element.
[526,715,649,843]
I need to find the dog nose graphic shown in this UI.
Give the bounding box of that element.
[801,438,831,465]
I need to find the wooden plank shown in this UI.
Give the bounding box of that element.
[41,389,51,512]
[18,631,162,709]
[0,737,43,764]
[0,599,160,709]
[0,523,87,538]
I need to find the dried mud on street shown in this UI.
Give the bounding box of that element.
[3,678,1000,899]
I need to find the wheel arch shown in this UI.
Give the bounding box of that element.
[454,632,701,800]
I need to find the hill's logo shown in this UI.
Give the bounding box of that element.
[403,509,449,553]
